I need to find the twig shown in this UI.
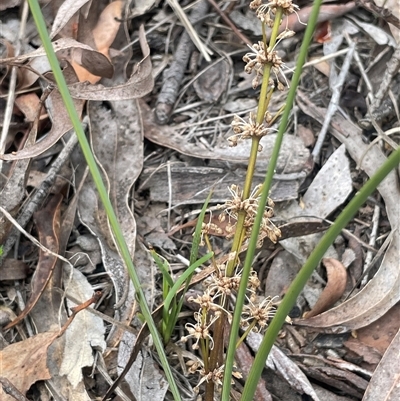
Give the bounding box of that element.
[356,0,400,29]
[361,203,380,285]
[371,43,400,110]
[0,377,29,401]
[166,0,212,62]
[312,41,355,162]
[344,32,374,103]
[0,1,29,172]
[155,0,210,124]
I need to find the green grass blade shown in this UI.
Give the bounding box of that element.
[190,191,213,265]
[164,251,214,315]
[151,249,175,289]
[27,1,182,399]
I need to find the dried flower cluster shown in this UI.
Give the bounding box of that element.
[228,112,271,149]
[243,41,285,89]
[250,0,300,27]
[217,184,281,246]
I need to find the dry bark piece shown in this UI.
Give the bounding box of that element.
[343,337,382,367]
[304,258,348,318]
[140,165,303,205]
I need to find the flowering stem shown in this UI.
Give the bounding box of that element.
[256,8,283,123]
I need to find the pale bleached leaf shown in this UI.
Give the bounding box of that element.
[60,264,106,387]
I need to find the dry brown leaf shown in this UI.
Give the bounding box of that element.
[68,25,153,100]
[304,258,347,318]
[0,331,56,400]
[0,87,85,161]
[14,93,43,122]
[4,194,63,330]
[71,1,123,83]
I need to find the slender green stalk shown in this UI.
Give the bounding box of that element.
[221,1,324,400]
[242,144,400,399]
[27,1,181,399]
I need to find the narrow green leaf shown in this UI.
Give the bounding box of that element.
[164,251,213,315]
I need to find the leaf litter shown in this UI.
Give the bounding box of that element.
[1,1,400,400]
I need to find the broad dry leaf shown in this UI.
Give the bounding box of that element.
[0,331,56,400]
[295,92,400,332]
[77,96,144,349]
[60,264,106,387]
[77,186,136,352]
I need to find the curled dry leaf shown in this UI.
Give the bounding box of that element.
[68,25,154,100]
[304,258,347,318]
[1,87,85,161]
[0,38,101,64]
